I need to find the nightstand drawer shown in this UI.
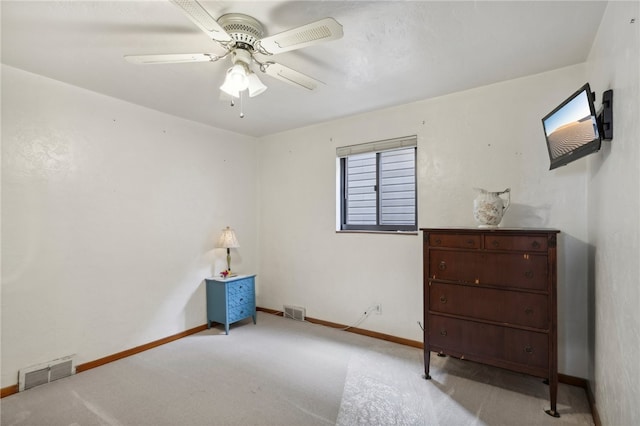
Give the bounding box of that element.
[229,292,253,307]
[228,278,253,296]
[229,302,254,323]
[229,288,252,300]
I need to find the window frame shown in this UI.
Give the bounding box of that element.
[337,137,417,233]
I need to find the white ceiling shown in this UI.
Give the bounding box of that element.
[2,1,607,137]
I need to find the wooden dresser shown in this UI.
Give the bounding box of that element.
[421,228,561,417]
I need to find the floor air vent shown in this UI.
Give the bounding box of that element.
[19,356,76,391]
[283,305,306,321]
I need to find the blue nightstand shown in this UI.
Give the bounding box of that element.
[205,275,256,334]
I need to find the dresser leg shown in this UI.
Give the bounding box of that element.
[545,409,560,418]
[225,324,229,335]
[547,376,560,417]
[424,351,431,379]
[252,314,256,324]
[543,376,560,417]
[207,321,211,329]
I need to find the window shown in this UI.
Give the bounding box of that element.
[337,136,417,232]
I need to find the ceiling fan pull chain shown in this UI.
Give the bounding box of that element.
[240,92,245,118]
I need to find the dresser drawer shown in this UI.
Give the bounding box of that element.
[428,233,480,249]
[484,235,548,252]
[429,250,548,290]
[429,315,549,370]
[429,282,549,329]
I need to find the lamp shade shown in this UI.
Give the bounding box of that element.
[220,69,241,98]
[217,226,239,248]
[220,64,249,98]
[247,72,267,97]
[220,81,240,98]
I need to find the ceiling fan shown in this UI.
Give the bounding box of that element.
[125,0,344,113]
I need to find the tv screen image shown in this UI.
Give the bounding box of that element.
[542,83,601,169]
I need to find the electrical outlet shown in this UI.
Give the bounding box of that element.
[373,304,382,314]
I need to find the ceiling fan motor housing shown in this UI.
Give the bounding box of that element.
[218,13,265,50]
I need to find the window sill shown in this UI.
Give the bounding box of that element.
[336,230,418,236]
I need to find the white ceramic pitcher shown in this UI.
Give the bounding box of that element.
[473,188,511,227]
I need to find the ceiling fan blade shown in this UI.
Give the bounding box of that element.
[169,0,232,43]
[124,53,220,64]
[262,62,324,91]
[258,17,343,54]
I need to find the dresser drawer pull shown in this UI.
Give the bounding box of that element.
[524,346,534,354]
[440,330,447,336]
[524,270,534,279]
[491,240,500,248]
[467,239,475,246]
[439,295,447,304]
[524,307,534,315]
[438,261,447,271]
[532,241,541,249]
[435,238,442,245]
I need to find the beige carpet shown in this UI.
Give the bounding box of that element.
[1,312,593,425]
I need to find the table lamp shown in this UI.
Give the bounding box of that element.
[217,226,239,273]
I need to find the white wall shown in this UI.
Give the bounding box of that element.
[585,2,640,424]
[1,57,604,392]
[1,65,258,388]
[258,64,591,378]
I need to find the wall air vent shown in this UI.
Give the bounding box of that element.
[283,305,306,321]
[19,355,76,391]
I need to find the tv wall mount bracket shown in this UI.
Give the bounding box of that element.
[595,89,613,141]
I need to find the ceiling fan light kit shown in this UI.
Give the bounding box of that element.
[125,0,343,117]
[219,48,266,99]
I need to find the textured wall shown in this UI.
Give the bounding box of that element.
[257,64,591,378]
[1,65,258,388]
[585,2,640,424]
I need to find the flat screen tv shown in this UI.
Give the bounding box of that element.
[542,83,601,170]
